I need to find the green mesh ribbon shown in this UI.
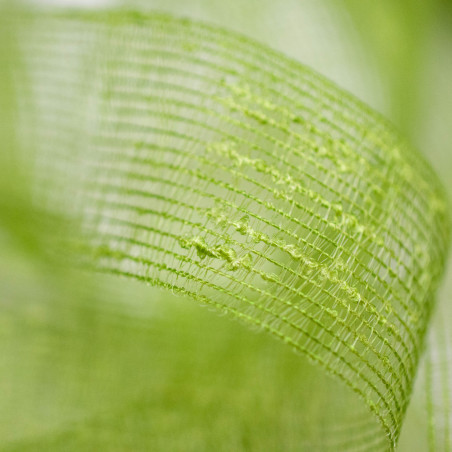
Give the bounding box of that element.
[2,10,451,451]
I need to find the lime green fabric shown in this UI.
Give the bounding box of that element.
[1,9,451,451]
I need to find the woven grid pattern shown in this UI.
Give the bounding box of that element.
[14,11,450,450]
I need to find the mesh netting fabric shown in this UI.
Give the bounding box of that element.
[10,11,451,451]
